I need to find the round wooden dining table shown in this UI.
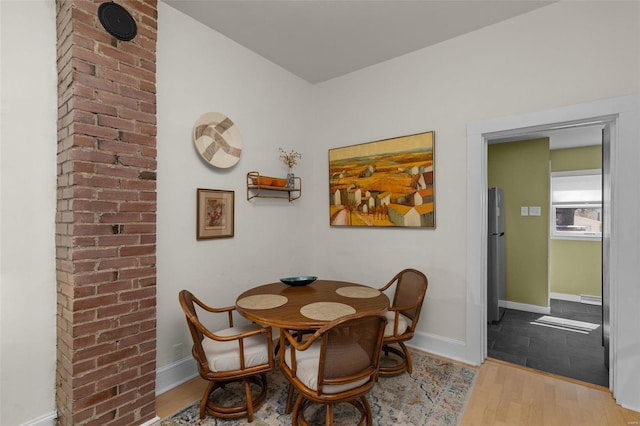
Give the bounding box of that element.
[235,279,389,330]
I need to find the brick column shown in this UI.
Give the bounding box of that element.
[55,1,157,424]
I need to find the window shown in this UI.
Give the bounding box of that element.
[550,170,602,240]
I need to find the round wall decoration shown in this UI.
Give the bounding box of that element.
[98,2,137,41]
[193,112,243,169]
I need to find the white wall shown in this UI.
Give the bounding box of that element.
[310,0,640,354]
[2,1,640,424]
[0,1,58,425]
[155,2,314,372]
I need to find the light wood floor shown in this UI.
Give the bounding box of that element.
[156,357,640,425]
[461,358,639,426]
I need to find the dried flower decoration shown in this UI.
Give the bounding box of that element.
[279,148,302,169]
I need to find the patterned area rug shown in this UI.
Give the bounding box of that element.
[159,351,477,426]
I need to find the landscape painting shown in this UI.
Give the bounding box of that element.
[329,131,435,228]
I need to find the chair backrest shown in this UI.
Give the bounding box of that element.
[389,268,428,329]
[178,289,212,375]
[316,312,387,395]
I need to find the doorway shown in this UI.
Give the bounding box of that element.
[463,96,636,389]
[485,127,606,386]
[467,94,640,409]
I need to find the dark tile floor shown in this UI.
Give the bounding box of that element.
[488,299,609,387]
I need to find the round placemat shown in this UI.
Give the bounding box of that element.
[193,112,243,169]
[336,286,381,299]
[300,302,356,321]
[237,294,288,310]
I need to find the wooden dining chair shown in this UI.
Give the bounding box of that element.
[279,312,387,426]
[377,268,428,376]
[178,289,274,422]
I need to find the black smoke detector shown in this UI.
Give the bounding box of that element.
[98,2,137,41]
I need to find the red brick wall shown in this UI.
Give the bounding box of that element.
[55,1,158,424]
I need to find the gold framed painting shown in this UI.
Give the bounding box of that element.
[329,131,435,228]
[197,189,234,239]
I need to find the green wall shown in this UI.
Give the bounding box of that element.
[549,145,602,298]
[549,240,602,297]
[488,138,550,307]
[550,145,602,172]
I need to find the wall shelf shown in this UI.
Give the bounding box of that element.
[247,171,301,202]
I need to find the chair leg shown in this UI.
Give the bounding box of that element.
[200,381,215,419]
[399,342,413,374]
[244,378,254,423]
[346,397,369,426]
[200,375,268,421]
[325,402,334,426]
[291,394,304,425]
[361,395,373,426]
[285,382,295,414]
[379,343,409,376]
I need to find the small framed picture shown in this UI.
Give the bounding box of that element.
[197,189,234,239]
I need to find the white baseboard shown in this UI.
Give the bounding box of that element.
[139,416,161,426]
[155,356,198,396]
[550,292,602,305]
[579,295,602,305]
[550,292,581,302]
[499,300,550,314]
[407,330,476,366]
[22,406,163,425]
[21,412,56,426]
[549,292,580,303]
[621,401,640,416]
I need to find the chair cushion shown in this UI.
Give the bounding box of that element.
[283,342,369,394]
[202,323,270,372]
[384,311,410,337]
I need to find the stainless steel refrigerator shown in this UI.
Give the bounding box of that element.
[488,187,505,323]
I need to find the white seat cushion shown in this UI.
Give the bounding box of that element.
[202,323,270,372]
[283,342,369,394]
[384,311,410,337]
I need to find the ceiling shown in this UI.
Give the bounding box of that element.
[164,0,554,84]
[164,0,600,149]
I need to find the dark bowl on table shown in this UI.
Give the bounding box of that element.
[280,276,317,286]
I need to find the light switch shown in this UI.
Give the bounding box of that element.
[520,206,529,216]
[529,206,541,216]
